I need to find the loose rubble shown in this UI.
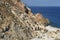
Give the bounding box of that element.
[0,0,60,40]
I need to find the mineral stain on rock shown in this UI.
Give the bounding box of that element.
[0,0,60,40]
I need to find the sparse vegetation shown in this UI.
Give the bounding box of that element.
[0,0,60,40]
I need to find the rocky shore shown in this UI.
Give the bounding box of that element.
[0,0,60,40]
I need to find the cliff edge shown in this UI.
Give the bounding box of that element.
[0,0,60,40]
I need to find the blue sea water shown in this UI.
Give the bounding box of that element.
[29,6,60,28]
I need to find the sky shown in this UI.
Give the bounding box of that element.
[22,0,60,6]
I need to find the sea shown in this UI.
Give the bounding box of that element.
[28,6,60,28]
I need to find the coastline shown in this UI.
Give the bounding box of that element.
[0,0,60,40]
[29,6,60,28]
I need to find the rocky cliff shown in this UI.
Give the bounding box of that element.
[0,0,60,40]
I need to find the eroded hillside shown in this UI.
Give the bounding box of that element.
[0,0,60,40]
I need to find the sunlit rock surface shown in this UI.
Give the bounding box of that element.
[0,0,60,40]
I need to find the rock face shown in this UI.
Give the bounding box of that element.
[0,0,60,40]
